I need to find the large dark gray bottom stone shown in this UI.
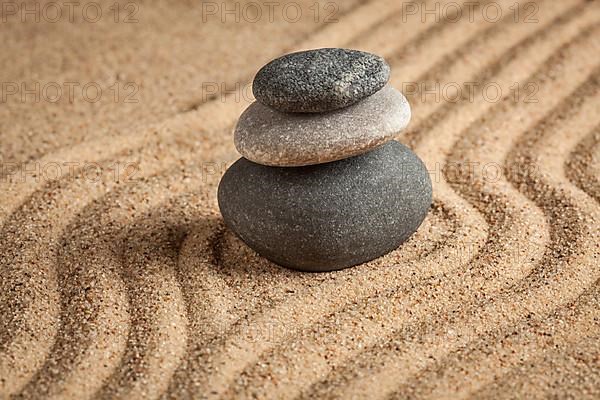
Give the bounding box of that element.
[217,141,432,272]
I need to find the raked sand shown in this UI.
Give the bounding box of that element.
[1,0,599,399]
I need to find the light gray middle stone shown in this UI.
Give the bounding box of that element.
[234,84,411,167]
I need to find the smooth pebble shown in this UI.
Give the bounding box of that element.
[252,48,390,113]
[235,84,411,167]
[217,140,432,272]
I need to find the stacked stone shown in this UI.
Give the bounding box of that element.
[218,48,432,272]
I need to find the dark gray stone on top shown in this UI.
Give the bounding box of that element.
[252,48,391,113]
[217,141,432,272]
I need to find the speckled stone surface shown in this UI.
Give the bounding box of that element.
[235,84,411,167]
[218,140,432,272]
[252,48,390,113]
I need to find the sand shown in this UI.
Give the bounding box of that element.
[1,0,599,399]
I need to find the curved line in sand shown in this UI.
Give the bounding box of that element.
[164,218,244,399]
[331,22,600,400]
[566,123,600,203]
[0,0,372,170]
[401,279,600,400]
[0,4,410,393]
[470,281,600,399]
[0,127,225,396]
[4,3,600,400]
[11,169,145,399]
[4,137,213,397]
[386,67,600,400]
[349,0,495,58]
[217,2,592,398]
[129,2,540,396]
[395,0,534,141]
[196,4,540,394]
[0,0,374,199]
[126,10,510,396]
[0,160,137,397]
[404,0,588,146]
[15,148,227,399]
[93,201,190,400]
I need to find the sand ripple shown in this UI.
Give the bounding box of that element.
[1,1,599,399]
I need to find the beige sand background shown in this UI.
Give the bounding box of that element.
[1,0,599,398]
